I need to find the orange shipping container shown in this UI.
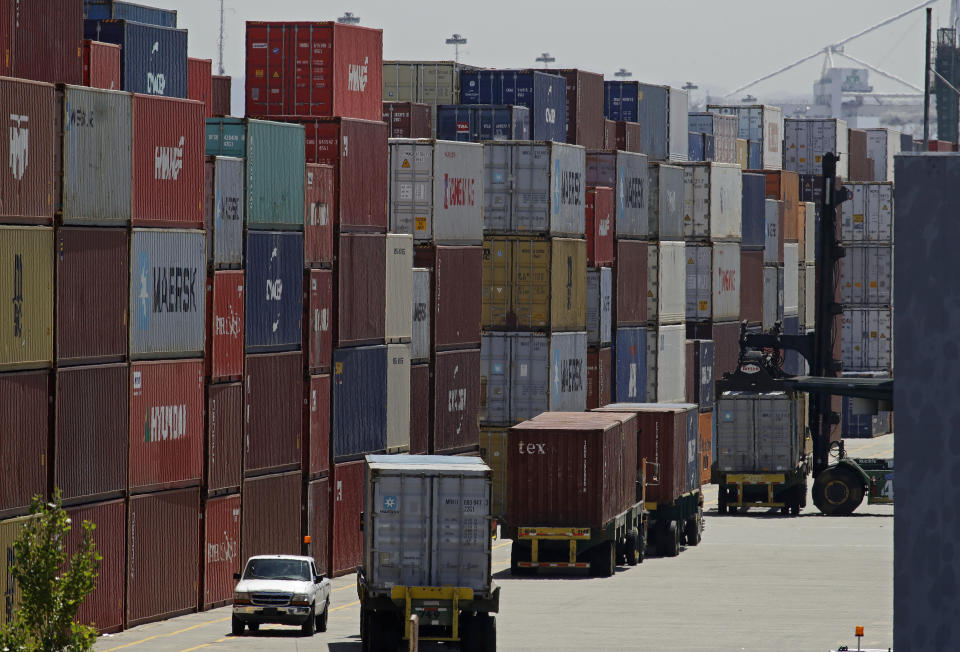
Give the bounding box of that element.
[202,493,241,609]
[699,411,713,486]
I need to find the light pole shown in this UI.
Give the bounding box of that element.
[337,12,360,24]
[445,33,467,64]
[536,52,555,68]
[614,68,632,79]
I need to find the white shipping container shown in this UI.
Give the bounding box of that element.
[712,241,741,322]
[798,265,806,329]
[681,162,743,241]
[648,163,684,240]
[411,268,431,361]
[803,202,815,264]
[648,241,686,325]
[840,182,893,244]
[784,118,849,178]
[783,244,799,315]
[645,324,686,403]
[385,234,413,342]
[586,267,612,345]
[865,128,901,182]
[685,244,711,321]
[841,246,893,306]
[707,104,783,170]
[842,307,893,372]
[764,199,781,264]
[804,265,815,328]
[763,265,781,331]
[386,343,411,452]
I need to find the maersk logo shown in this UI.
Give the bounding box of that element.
[137,254,200,330]
[347,57,368,92]
[155,137,184,180]
[9,114,28,180]
[144,404,187,442]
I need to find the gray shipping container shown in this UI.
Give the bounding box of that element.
[842,307,893,372]
[129,229,205,358]
[647,241,686,325]
[386,343,411,453]
[60,85,132,225]
[388,139,484,245]
[840,245,893,306]
[585,150,648,239]
[716,392,800,473]
[648,163,684,240]
[688,112,738,164]
[839,182,894,244]
[636,84,689,162]
[484,141,586,236]
[707,104,783,171]
[646,324,686,403]
[207,157,244,268]
[385,234,413,343]
[363,455,492,593]
[586,267,612,346]
[762,265,782,331]
[411,268,430,361]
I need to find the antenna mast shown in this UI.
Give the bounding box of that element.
[217,0,225,75]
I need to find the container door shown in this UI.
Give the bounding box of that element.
[432,473,491,591]
[371,471,431,588]
[512,143,550,233]
[389,141,434,241]
[483,143,511,232]
[755,395,795,472]
[716,397,755,472]
[511,334,549,422]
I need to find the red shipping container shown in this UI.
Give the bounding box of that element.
[127,488,200,626]
[615,121,642,153]
[211,75,231,116]
[306,477,330,575]
[305,268,333,372]
[687,321,740,383]
[585,186,614,266]
[433,246,482,350]
[0,77,56,223]
[603,119,616,150]
[586,346,611,410]
[433,348,480,454]
[206,271,244,381]
[331,460,364,576]
[202,493,241,609]
[241,471,301,561]
[188,57,213,117]
[336,233,386,347]
[66,500,125,633]
[304,163,334,267]
[409,363,430,455]
[305,374,331,478]
[132,94,205,227]
[699,411,712,486]
[0,0,82,85]
[382,101,432,138]
[615,240,648,325]
[740,249,764,325]
[55,364,127,505]
[82,40,120,90]
[0,370,48,518]
[245,22,382,121]
[206,382,242,495]
[244,352,303,476]
[535,69,604,149]
[129,359,204,493]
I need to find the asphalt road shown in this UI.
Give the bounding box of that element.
[95,435,894,652]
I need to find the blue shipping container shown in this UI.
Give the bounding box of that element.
[84,1,177,27]
[459,70,566,142]
[245,231,304,352]
[688,132,704,161]
[748,139,763,170]
[693,339,715,411]
[435,104,530,142]
[333,345,387,460]
[603,81,639,122]
[683,407,699,493]
[84,19,187,98]
[613,326,646,402]
[741,173,766,248]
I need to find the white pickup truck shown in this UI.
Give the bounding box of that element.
[231,555,331,636]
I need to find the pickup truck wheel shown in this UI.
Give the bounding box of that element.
[625,529,639,566]
[231,615,244,636]
[301,606,316,636]
[318,600,328,632]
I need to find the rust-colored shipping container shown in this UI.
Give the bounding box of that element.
[306,477,330,576]
[699,411,712,486]
[848,129,869,181]
[206,271,244,381]
[304,163,334,267]
[0,370,48,518]
[56,227,128,365]
[82,40,120,90]
[0,0,82,85]
[753,169,800,205]
[409,362,430,455]
[305,268,333,373]
[507,412,637,529]
[206,382,242,495]
[586,346,611,409]
[535,69,604,148]
[132,94,204,227]
[66,499,125,633]
[202,493,241,609]
[433,348,480,454]
[127,488,200,626]
[129,359,204,493]
[603,119,616,150]
[331,460,364,576]
[615,121,642,153]
[0,78,56,223]
[305,374,331,479]
[244,352,303,476]
[586,186,614,266]
[336,233,386,347]
[687,321,740,381]
[433,246,482,350]
[740,249,763,326]
[187,58,213,117]
[382,101,432,138]
[241,471,301,561]
[615,239,648,325]
[55,363,127,505]
[211,75,231,116]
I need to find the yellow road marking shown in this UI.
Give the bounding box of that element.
[331,599,360,612]
[101,618,230,651]
[492,541,510,550]
[177,637,229,652]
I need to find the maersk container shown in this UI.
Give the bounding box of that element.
[680,162,743,241]
[783,244,799,315]
[613,326,647,403]
[708,104,783,171]
[586,267,612,346]
[385,234,413,343]
[647,241,686,325]
[386,343,411,453]
[648,163,684,239]
[604,82,688,162]
[784,118,848,178]
[388,139,483,244]
[741,173,766,249]
[129,229,205,359]
[646,324,686,403]
[411,268,430,361]
[245,231,304,352]
[839,182,894,244]
[841,245,893,306]
[205,156,244,267]
[842,308,893,372]
[865,128,901,182]
[688,112,738,164]
[585,150,648,239]
[84,19,187,97]
[716,392,800,473]
[435,104,530,142]
[84,1,177,27]
[484,141,585,235]
[459,69,567,142]
[333,345,388,460]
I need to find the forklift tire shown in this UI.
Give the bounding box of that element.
[625,529,640,566]
[813,466,865,516]
[510,541,535,576]
[592,540,616,577]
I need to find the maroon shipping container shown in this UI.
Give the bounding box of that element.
[433,246,482,350]
[603,119,616,150]
[847,129,869,182]
[129,359,204,493]
[187,57,213,117]
[0,0,82,85]
[206,270,244,382]
[687,321,740,381]
[585,186,614,266]
[534,69,604,148]
[382,101,432,138]
[127,488,200,626]
[55,364,127,505]
[0,370,48,518]
[409,363,430,455]
[132,94,205,227]
[336,233,386,347]
[241,471,301,561]
[56,227,128,365]
[586,346,611,410]
[206,382,242,495]
[82,40,120,90]
[740,249,764,325]
[304,163,334,267]
[306,477,330,576]
[305,268,333,372]
[66,500,125,633]
[615,121,642,153]
[305,374,331,478]
[244,352,303,476]
[615,240,648,325]
[0,77,56,223]
[331,460,364,576]
[202,493,241,609]
[507,412,637,529]
[211,75,231,116]
[433,348,480,454]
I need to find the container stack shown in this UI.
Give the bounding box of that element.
[459,69,568,142]
[435,103,531,142]
[688,112,738,164]
[383,60,477,137]
[605,81,689,162]
[707,104,784,171]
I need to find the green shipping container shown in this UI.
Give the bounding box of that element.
[0,227,53,370]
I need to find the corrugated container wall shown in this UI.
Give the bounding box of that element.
[648,241,686,325]
[648,163,684,239]
[586,346,612,410]
[304,163,335,267]
[692,339,715,410]
[586,150,648,239]
[740,250,764,325]
[479,429,508,518]
[432,246,482,350]
[306,477,330,575]
[84,20,187,97]
[510,238,587,332]
[614,326,647,403]
[1,226,53,370]
[585,186,614,266]
[206,270,244,381]
[410,364,430,454]
[202,493,241,608]
[764,200,784,264]
[435,104,530,142]
[244,352,303,475]
[841,246,893,305]
[382,60,463,105]
[434,348,482,453]
[839,182,894,244]
[385,234,413,343]
[646,325,686,403]
[386,343,411,453]
[0,79,55,223]
[84,1,178,27]
[305,374,330,477]
[206,382,242,494]
[0,371,48,518]
[333,345,387,460]
[332,460,365,575]
[241,472,302,560]
[245,231,304,352]
[615,240,648,325]
[337,233,386,346]
[0,516,37,626]
[460,70,567,142]
[82,40,121,89]
[784,118,848,178]
[305,268,333,373]
[211,75,231,116]
[67,500,125,633]
[4,0,83,85]
[688,112,738,164]
[411,269,430,361]
[540,68,604,148]
[842,308,893,372]
[707,104,783,171]
[681,163,743,241]
[865,128,900,182]
[245,120,306,229]
[587,267,612,346]
[205,156,244,268]
[382,101,432,138]
[187,58,213,116]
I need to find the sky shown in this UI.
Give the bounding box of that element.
[135,0,954,113]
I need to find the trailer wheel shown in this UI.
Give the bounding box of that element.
[459,612,478,652]
[592,540,616,577]
[813,467,865,516]
[684,516,701,546]
[625,529,640,566]
[476,613,496,652]
[510,541,535,576]
[662,521,681,557]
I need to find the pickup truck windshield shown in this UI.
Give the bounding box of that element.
[243,559,311,581]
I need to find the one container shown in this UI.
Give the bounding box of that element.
[614,326,647,403]
[187,57,212,116]
[0,370,48,518]
[783,243,799,315]
[691,339,716,411]
[0,516,39,626]
[211,75,231,115]
[434,348,482,454]
[206,270,244,381]
[0,79,56,224]
[613,121,643,153]
[202,493,241,608]
[680,162,743,241]
[839,182,894,244]
[841,245,893,306]
[764,199,784,263]
[383,101,432,138]
[688,132,704,162]
[244,230,304,352]
[244,352,303,475]
[741,173,766,248]
[842,307,893,372]
[84,1,178,27]
[331,460,364,576]
[337,233,386,346]
[740,249,764,325]
[804,265,816,327]
[66,499,125,633]
[585,150,648,239]
[763,265,782,331]
[687,320,740,381]
[411,268,430,361]
[333,345,387,460]
[204,156,244,267]
[647,241,686,325]
[479,428,508,519]
[82,39,121,89]
[699,411,713,485]
[432,246,482,350]
[129,229,205,358]
[1,227,53,370]
[85,20,187,97]
[305,268,334,373]
[614,239,648,325]
[382,60,467,109]
[586,346,612,409]
[602,119,616,149]
[126,488,200,626]
[483,141,586,235]
[803,202,816,264]
[435,104,530,142]
[707,104,783,171]
[604,82,688,161]
[206,382,242,495]
[304,163,335,267]
[385,234,413,343]
[716,392,800,472]
[409,363,430,454]
[241,471,301,560]
[864,128,901,182]
[532,68,604,148]
[386,343,411,453]
[688,112,738,164]
[306,477,330,575]
[305,374,331,478]
[585,186,614,266]
[586,267,612,346]
[648,163,684,239]
[459,69,567,142]
[784,118,849,177]
[388,139,483,245]
[2,0,83,85]
[685,242,741,322]
[646,324,687,403]
[479,333,510,425]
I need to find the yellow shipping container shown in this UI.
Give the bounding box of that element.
[512,238,586,331]
[0,226,53,370]
[482,238,512,329]
[478,428,508,520]
[737,138,749,169]
[0,514,36,627]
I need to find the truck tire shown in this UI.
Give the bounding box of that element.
[813,466,865,516]
[662,521,681,557]
[637,528,646,563]
[231,615,244,636]
[318,600,328,632]
[684,516,701,546]
[625,529,640,566]
[592,540,616,577]
[459,613,478,652]
[510,541,534,576]
[301,605,316,636]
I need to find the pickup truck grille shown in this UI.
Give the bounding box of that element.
[251,592,292,606]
